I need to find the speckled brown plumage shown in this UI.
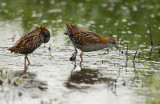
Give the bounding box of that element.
[65,23,117,61]
[8,26,50,72]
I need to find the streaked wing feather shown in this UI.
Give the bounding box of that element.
[12,30,42,54]
[70,23,102,38]
[66,23,103,45]
[72,31,102,45]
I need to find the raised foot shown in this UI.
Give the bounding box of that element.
[70,55,76,61]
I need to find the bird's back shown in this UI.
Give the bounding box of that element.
[65,23,107,51]
[8,27,44,54]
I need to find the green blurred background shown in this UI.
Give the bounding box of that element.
[0,0,160,46]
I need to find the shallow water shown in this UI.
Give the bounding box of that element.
[0,0,160,104]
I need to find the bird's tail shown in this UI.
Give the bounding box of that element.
[70,23,79,30]
[65,23,79,37]
[7,47,15,53]
[65,23,72,36]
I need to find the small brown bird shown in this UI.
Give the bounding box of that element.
[65,23,118,61]
[8,27,50,72]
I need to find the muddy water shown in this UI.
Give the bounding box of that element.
[0,0,160,104]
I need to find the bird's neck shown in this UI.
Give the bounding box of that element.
[100,37,108,44]
[100,37,113,48]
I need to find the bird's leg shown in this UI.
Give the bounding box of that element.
[26,55,30,65]
[72,60,77,70]
[23,55,27,73]
[80,51,83,67]
[70,47,77,61]
[80,51,83,62]
[74,60,77,67]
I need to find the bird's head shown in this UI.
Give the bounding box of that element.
[105,37,118,48]
[41,27,50,43]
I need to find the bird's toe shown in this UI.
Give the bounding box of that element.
[70,55,76,61]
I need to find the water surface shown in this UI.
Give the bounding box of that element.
[0,0,160,104]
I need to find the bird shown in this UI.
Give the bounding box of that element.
[65,23,118,61]
[7,26,50,73]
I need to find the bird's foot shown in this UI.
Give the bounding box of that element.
[70,55,76,61]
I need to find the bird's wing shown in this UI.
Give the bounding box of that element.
[73,31,103,45]
[8,27,43,54]
[66,23,103,45]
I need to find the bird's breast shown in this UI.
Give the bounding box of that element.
[80,43,107,52]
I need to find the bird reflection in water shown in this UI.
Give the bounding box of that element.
[65,61,117,94]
